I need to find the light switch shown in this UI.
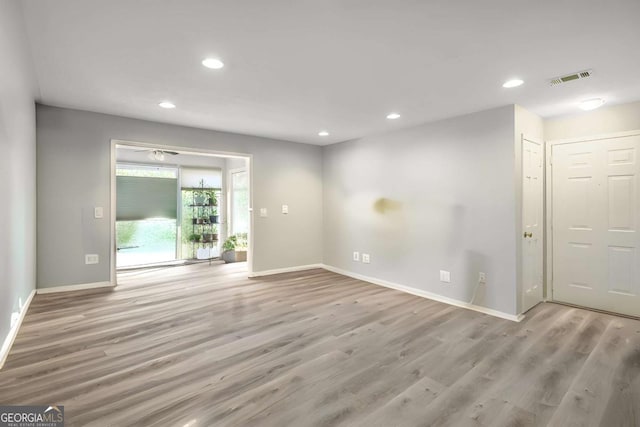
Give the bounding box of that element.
[439,270,451,283]
[282,204,289,214]
[260,208,268,218]
[94,207,104,219]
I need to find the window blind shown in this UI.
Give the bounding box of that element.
[116,176,178,220]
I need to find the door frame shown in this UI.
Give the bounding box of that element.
[521,135,545,313]
[545,129,640,304]
[110,139,254,285]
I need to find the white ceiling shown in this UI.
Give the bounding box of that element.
[20,0,640,145]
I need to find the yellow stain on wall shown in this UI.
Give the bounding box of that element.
[373,198,403,214]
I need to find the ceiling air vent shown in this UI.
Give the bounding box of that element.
[550,69,593,86]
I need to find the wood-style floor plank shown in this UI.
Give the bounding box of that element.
[1,263,639,426]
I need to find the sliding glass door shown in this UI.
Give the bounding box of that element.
[116,164,178,267]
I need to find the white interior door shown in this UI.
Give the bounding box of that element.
[522,138,544,312]
[552,135,640,317]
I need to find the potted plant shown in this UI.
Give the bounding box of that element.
[202,233,213,243]
[222,233,248,263]
[188,233,201,243]
[209,213,219,224]
[205,190,218,207]
[194,190,206,205]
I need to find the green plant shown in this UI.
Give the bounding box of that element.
[223,233,248,251]
[206,190,218,206]
[222,235,237,252]
[188,233,201,243]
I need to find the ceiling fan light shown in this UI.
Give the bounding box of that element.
[147,150,165,161]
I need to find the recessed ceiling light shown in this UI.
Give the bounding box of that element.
[202,58,225,69]
[502,79,524,88]
[158,101,176,109]
[579,98,605,111]
[386,113,401,120]
[318,131,329,136]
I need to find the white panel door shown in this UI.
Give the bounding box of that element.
[552,135,640,316]
[522,139,544,312]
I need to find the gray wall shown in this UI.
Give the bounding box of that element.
[323,106,519,315]
[545,101,640,141]
[36,105,323,288]
[0,0,38,344]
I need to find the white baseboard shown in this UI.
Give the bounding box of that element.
[249,264,324,278]
[322,264,524,322]
[0,289,36,370]
[36,281,115,294]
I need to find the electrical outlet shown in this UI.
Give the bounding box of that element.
[439,270,451,283]
[281,204,289,214]
[85,254,99,265]
[353,251,360,262]
[362,253,370,264]
[479,272,486,283]
[94,207,104,218]
[260,208,268,217]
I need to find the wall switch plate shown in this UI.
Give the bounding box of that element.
[353,251,360,261]
[362,253,371,264]
[260,208,268,217]
[85,254,99,265]
[94,207,104,219]
[282,204,289,214]
[479,272,486,283]
[440,270,451,283]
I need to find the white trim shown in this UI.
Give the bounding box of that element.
[110,141,117,286]
[548,129,640,146]
[110,139,255,276]
[249,264,324,278]
[0,289,36,370]
[36,281,115,294]
[322,265,524,322]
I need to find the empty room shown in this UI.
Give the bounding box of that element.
[1,0,639,426]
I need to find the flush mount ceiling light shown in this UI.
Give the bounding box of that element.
[579,98,605,111]
[158,101,176,109]
[502,79,524,88]
[386,113,401,120]
[202,58,225,69]
[318,131,329,136]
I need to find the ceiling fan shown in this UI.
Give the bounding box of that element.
[135,149,179,161]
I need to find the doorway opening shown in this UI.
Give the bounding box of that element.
[110,141,252,282]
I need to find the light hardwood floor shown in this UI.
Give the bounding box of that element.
[1,263,639,426]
